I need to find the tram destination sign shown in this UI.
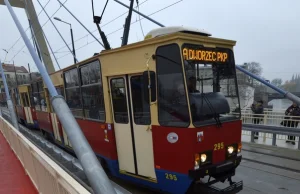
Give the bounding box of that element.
[182,45,230,63]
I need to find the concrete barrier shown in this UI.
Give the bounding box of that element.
[0,116,91,194]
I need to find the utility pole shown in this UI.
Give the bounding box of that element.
[0,60,19,130]
[35,0,78,63]
[28,63,31,82]
[121,0,134,46]
[13,61,19,86]
[53,17,77,64]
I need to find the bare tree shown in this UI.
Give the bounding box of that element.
[271,78,282,87]
[243,62,263,86]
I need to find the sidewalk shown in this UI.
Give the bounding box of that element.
[0,130,38,194]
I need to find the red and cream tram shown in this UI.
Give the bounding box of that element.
[12,27,243,194]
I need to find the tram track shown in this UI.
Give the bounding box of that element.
[241,147,300,175]
[241,157,300,174]
[241,148,300,162]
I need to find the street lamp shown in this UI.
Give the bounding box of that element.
[2,49,8,62]
[53,17,76,64]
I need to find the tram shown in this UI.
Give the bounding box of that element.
[11,26,243,194]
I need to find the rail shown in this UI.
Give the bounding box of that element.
[0,116,91,194]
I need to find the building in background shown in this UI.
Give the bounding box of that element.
[0,63,30,92]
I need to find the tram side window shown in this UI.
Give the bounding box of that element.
[14,90,20,105]
[130,75,151,125]
[111,78,129,124]
[21,93,30,107]
[37,81,47,111]
[64,68,83,117]
[156,44,190,127]
[80,61,105,121]
[31,82,40,110]
[56,87,65,97]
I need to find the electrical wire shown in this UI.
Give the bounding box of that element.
[6,0,51,53]
[9,0,68,62]
[53,0,150,53]
[137,1,145,37]
[56,0,183,60]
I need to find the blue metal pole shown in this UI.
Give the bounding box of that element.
[0,61,11,101]
[0,60,19,129]
[236,65,300,105]
[4,1,117,193]
[236,65,287,95]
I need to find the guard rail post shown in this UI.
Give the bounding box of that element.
[272,133,277,146]
[263,113,267,142]
[251,131,255,143]
[250,114,255,143]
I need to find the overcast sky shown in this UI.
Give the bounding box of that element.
[0,0,299,82]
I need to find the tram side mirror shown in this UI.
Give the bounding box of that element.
[143,71,156,102]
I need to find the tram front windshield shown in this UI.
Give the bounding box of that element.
[182,44,240,127]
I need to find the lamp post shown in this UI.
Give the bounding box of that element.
[2,49,8,63]
[53,17,76,64]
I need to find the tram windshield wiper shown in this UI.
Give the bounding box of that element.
[197,77,222,128]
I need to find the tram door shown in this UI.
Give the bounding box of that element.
[109,75,156,180]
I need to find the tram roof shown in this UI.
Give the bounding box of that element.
[99,31,236,56]
[144,26,212,39]
[20,27,237,88]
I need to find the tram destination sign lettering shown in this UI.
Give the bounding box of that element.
[182,47,229,63]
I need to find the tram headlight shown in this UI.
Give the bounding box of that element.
[200,154,207,162]
[194,151,212,169]
[227,146,234,154]
[226,144,240,158]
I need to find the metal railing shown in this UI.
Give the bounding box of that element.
[240,109,300,149]
[0,116,91,194]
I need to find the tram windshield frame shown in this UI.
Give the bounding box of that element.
[182,43,241,127]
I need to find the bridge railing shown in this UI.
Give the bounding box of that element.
[0,116,91,194]
[239,109,300,149]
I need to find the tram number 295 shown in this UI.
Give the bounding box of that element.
[214,142,224,150]
[165,173,177,181]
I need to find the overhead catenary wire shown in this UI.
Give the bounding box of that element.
[137,1,145,37]
[6,0,51,53]
[53,0,150,53]
[56,0,105,48]
[56,0,183,60]
[9,0,68,62]
[43,31,61,69]
[35,0,78,62]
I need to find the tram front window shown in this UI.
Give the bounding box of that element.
[182,44,240,127]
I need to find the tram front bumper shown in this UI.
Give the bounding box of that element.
[192,180,243,194]
[188,155,243,193]
[189,155,242,179]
